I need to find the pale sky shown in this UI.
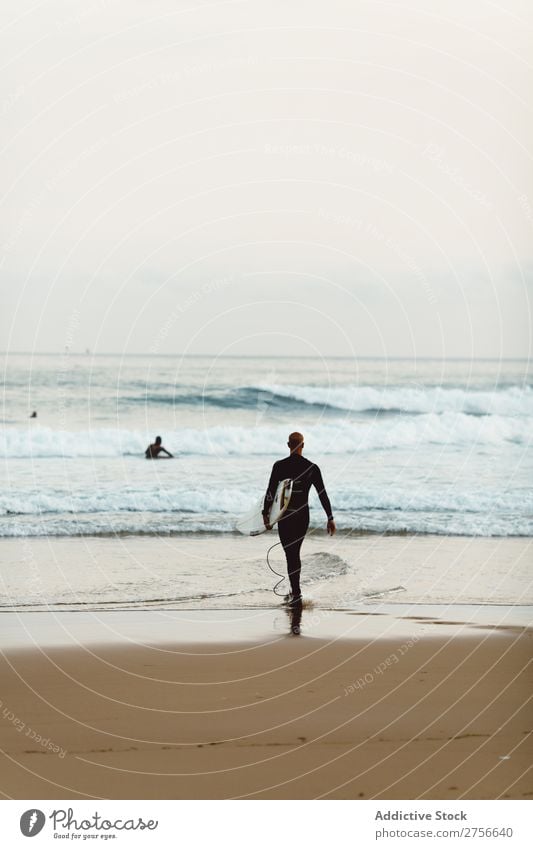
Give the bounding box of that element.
[1,0,532,358]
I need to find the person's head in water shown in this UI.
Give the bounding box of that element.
[155,436,162,445]
[288,431,304,455]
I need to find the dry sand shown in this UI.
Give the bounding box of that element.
[0,610,531,800]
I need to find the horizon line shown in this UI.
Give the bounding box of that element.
[1,351,531,362]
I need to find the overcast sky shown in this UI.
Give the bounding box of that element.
[1,0,532,358]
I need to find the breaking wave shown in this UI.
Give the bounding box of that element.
[253,383,533,416]
[1,412,530,458]
[121,383,533,417]
[1,482,531,537]
[2,483,531,518]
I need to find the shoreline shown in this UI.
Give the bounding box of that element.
[2,529,532,540]
[1,534,531,613]
[0,604,531,650]
[4,529,532,537]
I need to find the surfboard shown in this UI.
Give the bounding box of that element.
[236,478,293,536]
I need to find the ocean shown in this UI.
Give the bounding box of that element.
[1,354,531,612]
[2,353,531,538]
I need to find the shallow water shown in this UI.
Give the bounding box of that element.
[1,534,530,612]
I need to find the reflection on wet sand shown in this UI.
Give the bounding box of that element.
[284,599,303,635]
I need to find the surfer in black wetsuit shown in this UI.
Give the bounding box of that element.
[145,436,173,459]
[263,431,335,605]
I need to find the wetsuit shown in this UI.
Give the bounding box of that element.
[145,444,172,458]
[263,454,333,602]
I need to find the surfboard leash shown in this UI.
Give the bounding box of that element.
[265,526,320,598]
[266,540,287,597]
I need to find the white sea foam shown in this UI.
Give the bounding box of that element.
[1,511,531,537]
[258,383,533,416]
[2,482,531,518]
[0,487,249,516]
[1,412,530,458]
[1,481,531,539]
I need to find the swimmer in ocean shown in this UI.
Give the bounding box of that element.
[145,435,173,459]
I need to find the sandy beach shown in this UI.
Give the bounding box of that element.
[1,607,531,800]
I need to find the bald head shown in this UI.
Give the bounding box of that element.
[288,432,304,454]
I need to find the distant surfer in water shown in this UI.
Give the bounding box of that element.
[145,436,173,459]
[263,431,335,605]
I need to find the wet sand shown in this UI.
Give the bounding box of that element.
[0,609,531,799]
[1,534,531,612]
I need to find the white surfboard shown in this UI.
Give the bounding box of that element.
[236,479,293,536]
